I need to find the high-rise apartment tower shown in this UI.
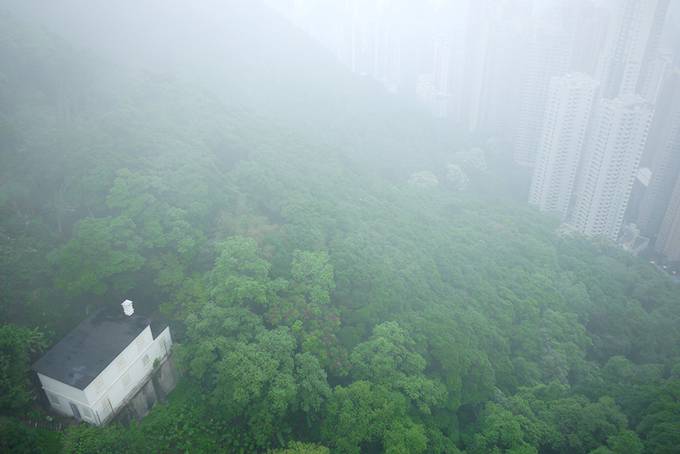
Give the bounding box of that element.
[529,73,599,220]
[571,96,653,241]
[636,70,680,239]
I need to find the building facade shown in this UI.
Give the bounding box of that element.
[598,0,670,98]
[529,73,599,220]
[513,27,572,166]
[636,70,680,239]
[570,96,653,241]
[656,175,680,261]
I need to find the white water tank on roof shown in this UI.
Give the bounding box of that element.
[121,299,134,316]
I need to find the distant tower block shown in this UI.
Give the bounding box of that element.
[571,96,653,241]
[636,70,680,239]
[656,176,680,261]
[529,73,599,221]
[513,27,572,167]
[598,0,670,98]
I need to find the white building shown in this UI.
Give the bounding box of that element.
[33,300,172,426]
[456,0,531,138]
[639,51,673,103]
[415,37,452,119]
[570,95,653,241]
[513,27,572,167]
[656,175,680,261]
[636,69,680,239]
[529,73,599,220]
[598,0,669,98]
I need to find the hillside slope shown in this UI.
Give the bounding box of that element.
[1,3,679,453]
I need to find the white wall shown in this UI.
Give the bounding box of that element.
[37,373,88,419]
[87,326,172,424]
[40,325,173,425]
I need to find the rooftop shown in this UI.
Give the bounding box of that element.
[32,309,159,390]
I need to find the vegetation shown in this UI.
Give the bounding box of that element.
[1,5,680,453]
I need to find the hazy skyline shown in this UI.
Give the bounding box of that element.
[2,2,680,452]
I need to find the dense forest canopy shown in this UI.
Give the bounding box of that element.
[1,1,680,453]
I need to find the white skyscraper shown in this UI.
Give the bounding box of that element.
[598,0,670,98]
[416,36,452,118]
[430,0,533,137]
[639,51,673,103]
[432,37,451,118]
[513,27,572,166]
[656,175,680,261]
[636,69,680,239]
[529,73,599,220]
[571,96,654,241]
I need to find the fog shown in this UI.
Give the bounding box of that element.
[2,1,680,452]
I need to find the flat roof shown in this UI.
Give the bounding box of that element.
[33,310,151,390]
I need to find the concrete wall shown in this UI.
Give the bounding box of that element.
[114,357,178,426]
[89,327,173,424]
[40,326,173,425]
[37,373,88,419]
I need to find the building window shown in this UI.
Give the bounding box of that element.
[46,391,61,406]
[69,402,81,420]
[81,406,93,420]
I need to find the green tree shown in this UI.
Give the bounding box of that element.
[468,403,537,454]
[49,216,144,296]
[61,424,132,454]
[636,380,680,454]
[322,381,426,454]
[0,417,39,453]
[606,430,643,454]
[350,321,446,415]
[290,250,335,306]
[210,236,283,308]
[293,352,331,416]
[0,324,45,413]
[270,441,330,454]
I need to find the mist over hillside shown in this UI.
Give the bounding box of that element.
[1,1,679,453]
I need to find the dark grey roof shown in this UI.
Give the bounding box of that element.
[149,315,169,338]
[33,310,151,390]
